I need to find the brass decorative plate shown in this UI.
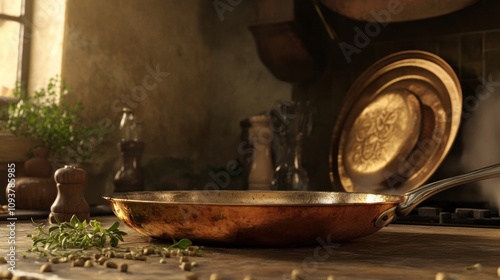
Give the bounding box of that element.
[330,50,462,194]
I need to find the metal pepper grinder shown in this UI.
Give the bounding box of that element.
[49,165,90,224]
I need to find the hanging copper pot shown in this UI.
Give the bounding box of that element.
[249,21,321,83]
[320,0,479,22]
[249,0,327,83]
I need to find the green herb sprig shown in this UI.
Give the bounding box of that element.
[27,215,127,256]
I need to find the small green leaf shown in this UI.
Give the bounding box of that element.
[110,236,118,247]
[70,215,79,227]
[53,215,61,225]
[168,238,192,250]
[176,238,192,249]
[108,222,120,231]
[99,234,106,246]
[49,226,59,233]
[116,234,124,242]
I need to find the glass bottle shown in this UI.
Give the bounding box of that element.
[272,132,309,190]
[271,100,311,191]
[114,108,145,192]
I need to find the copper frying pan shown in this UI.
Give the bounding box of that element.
[103,163,500,246]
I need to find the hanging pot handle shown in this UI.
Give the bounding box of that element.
[311,0,337,41]
[396,163,500,216]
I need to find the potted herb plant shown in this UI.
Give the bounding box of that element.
[2,76,100,209]
[3,76,97,161]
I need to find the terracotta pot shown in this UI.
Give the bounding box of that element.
[24,146,53,178]
[4,146,57,210]
[0,133,40,162]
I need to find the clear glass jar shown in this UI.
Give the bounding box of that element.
[271,101,312,191]
[272,132,309,190]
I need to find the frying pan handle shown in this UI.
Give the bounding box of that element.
[396,163,500,216]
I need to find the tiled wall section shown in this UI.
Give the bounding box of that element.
[372,30,500,83]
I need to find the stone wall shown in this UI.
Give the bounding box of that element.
[61,0,290,204]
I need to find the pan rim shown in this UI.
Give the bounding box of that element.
[102,190,405,206]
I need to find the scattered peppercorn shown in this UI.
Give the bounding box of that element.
[98,256,108,265]
[134,255,147,261]
[71,259,85,267]
[209,273,221,280]
[435,272,459,280]
[84,260,94,268]
[40,264,52,273]
[143,248,155,255]
[464,263,482,272]
[180,262,192,271]
[123,253,134,259]
[0,270,13,279]
[105,261,118,269]
[13,276,43,280]
[291,269,306,280]
[185,272,199,280]
[119,263,128,273]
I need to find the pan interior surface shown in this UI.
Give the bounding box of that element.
[103,190,404,205]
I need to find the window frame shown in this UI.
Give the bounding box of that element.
[0,0,34,99]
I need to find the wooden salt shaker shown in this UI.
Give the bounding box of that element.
[49,165,90,223]
[248,115,274,190]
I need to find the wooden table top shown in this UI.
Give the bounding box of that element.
[1,216,500,280]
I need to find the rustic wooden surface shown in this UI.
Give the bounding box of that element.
[1,216,500,280]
